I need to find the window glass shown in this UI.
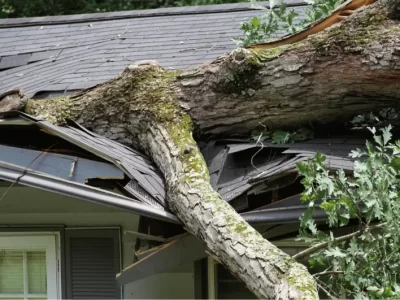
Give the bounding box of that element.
[0,250,47,299]
[0,250,24,294]
[27,251,47,294]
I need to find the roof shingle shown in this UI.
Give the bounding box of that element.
[0,1,309,97]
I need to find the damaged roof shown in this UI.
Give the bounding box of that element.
[0,1,367,225]
[0,111,366,225]
[0,0,309,98]
[202,137,364,212]
[0,111,178,222]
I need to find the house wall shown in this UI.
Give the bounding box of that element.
[0,185,194,299]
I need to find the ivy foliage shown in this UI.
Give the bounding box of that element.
[296,126,400,299]
[235,0,345,47]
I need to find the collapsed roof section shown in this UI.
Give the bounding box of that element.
[202,137,364,213]
[0,111,178,223]
[0,111,366,225]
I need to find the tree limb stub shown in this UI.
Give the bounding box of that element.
[0,89,27,113]
[17,1,400,299]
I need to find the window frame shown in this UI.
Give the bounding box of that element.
[0,232,62,300]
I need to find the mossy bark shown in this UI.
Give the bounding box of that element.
[15,1,400,299]
[178,0,400,136]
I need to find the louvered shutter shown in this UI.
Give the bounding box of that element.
[65,229,121,299]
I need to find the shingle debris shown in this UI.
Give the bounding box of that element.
[202,137,364,204]
[15,112,168,210]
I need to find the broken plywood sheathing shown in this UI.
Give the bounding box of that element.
[117,233,206,285]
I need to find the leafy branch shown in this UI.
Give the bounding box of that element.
[295,126,400,299]
[235,0,346,47]
[293,223,385,260]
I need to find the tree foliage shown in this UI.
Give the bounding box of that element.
[234,0,345,46]
[0,0,244,18]
[296,126,400,299]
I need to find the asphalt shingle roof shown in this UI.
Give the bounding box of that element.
[0,1,308,97]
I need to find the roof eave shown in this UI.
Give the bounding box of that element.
[0,160,181,224]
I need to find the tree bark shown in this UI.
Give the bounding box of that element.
[178,0,400,136]
[3,0,398,299]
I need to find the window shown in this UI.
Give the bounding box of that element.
[0,235,60,300]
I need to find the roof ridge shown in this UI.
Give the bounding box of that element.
[0,0,306,28]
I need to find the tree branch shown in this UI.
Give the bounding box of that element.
[313,271,344,277]
[293,223,385,260]
[316,282,339,300]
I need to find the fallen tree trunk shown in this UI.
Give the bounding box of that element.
[178,0,400,136]
[4,0,398,298]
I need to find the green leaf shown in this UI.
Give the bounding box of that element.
[296,161,309,175]
[300,206,317,233]
[381,124,393,145]
[272,130,290,144]
[339,212,350,226]
[320,201,335,212]
[368,127,376,135]
[324,247,347,258]
[251,129,269,141]
[251,16,260,27]
[315,152,326,164]
[374,134,384,147]
[390,157,400,171]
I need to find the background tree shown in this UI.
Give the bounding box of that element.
[0,0,245,18]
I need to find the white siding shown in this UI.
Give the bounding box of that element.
[0,186,194,299]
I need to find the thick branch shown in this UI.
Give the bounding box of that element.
[24,1,400,138]
[293,223,384,260]
[177,0,400,136]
